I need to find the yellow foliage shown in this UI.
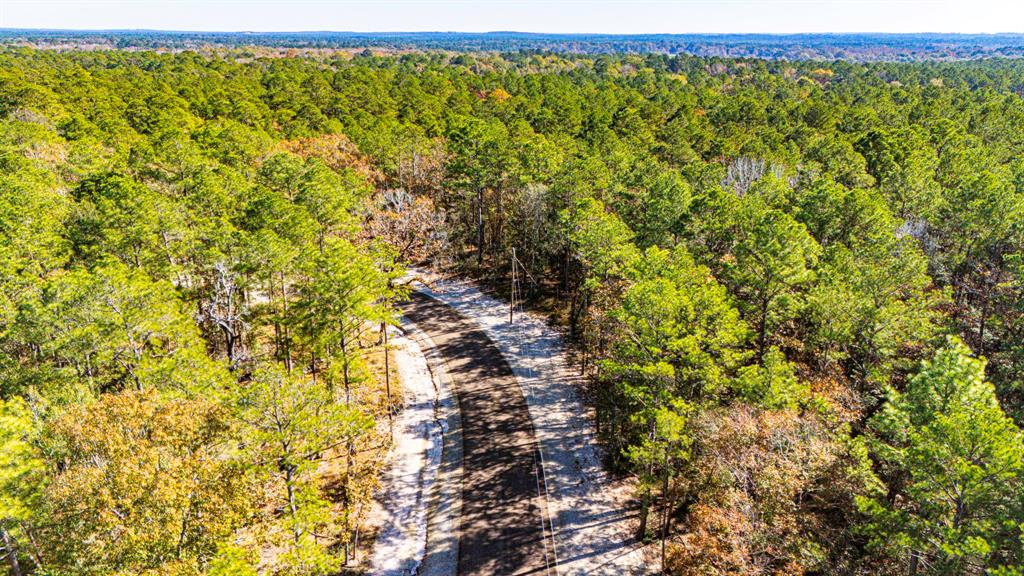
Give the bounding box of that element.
[488,87,512,102]
[278,133,382,183]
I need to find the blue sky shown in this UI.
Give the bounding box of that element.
[1,0,1022,34]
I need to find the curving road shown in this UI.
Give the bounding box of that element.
[403,292,556,576]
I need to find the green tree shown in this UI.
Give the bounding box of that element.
[294,238,401,403]
[444,115,513,268]
[42,261,229,396]
[723,195,820,359]
[235,367,373,572]
[0,397,43,576]
[612,245,749,400]
[69,173,189,279]
[857,127,942,221]
[602,245,747,537]
[612,160,692,248]
[859,338,1024,575]
[561,197,639,339]
[732,346,808,410]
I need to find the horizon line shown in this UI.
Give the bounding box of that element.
[3,28,1024,36]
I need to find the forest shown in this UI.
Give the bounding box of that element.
[1,46,1024,575]
[6,30,1024,60]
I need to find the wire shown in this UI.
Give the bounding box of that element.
[510,247,561,574]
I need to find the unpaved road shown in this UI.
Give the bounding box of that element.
[402,292,556,576]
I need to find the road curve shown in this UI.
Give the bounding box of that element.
[403,291,556,576]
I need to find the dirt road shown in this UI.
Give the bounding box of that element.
[402,292,556,576]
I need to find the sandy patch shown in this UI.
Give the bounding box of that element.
[367,321,460,576]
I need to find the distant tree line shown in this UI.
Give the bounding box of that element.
[4,30,1024,61]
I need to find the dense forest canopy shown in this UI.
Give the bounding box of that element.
[1,45,1024,575]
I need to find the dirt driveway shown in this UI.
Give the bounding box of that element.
[402,292,556,576]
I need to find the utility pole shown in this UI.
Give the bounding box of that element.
[510,247,517,324]
[383,322,393,441]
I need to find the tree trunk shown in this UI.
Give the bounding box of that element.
[757,295,770,360]
[340,333,350,404]
[344,440,356,564]
[638,418,658,541]
[281,275,292,372]
[18,523,42,569]
[495,187,504,257]
[660,457,672,575]
[637,487,651,541]
[562,247,571,294]
[2,526,23,576]
[222,325,236,364]
[977,260,1002,355]
[978,294,989,355]
[285,464,300,543]
[476,188,485,269]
